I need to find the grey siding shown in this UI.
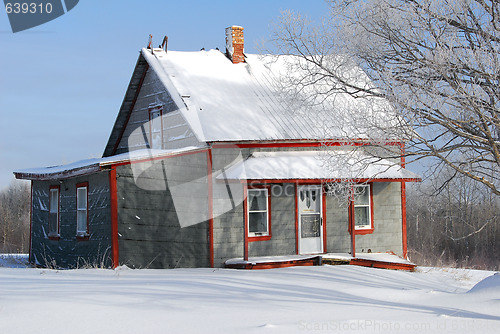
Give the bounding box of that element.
[325,196,351,253]
[248,184,296,257]
[325,182,403,256]
[115,67,201,154]
[30,172,112,268]
[211,147,246,267]
[355,182,403,255]
[116,151,210,268]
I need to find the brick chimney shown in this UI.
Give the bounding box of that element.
[225,26,245,64]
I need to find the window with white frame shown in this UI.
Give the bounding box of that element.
[353,185,372,230]
[49,186,60,236]
[149,104,163,150]
[76,184,88,236]
[247,188,269,237]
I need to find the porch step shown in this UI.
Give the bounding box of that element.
[225,253,416,271]
[225,255,322,270]
[322,252,416,271]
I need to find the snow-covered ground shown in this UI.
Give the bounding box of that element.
[1,256,499,333]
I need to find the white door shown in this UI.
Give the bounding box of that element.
[298,185,323,254]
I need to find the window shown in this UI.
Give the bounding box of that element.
[353,184,373,230]
[149,104,163,149]
[48,186,60,238]
[247,188,270,239]
[76,183,88,236]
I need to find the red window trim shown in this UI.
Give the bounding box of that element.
[148,104,164,149]
[246,185,272,242]
[348,183,375,235]
[48,185,60,240]
[76,182,89,240]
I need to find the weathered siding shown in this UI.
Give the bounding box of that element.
[211,147,246,267]
[325,182,403,256]
[355,182,403,255]
[114,67,200,154]
[325,196,351,253]
[30,172,112,268]
[116,151,210,268]
[248,184,296,257]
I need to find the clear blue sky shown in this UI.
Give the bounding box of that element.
[0,0,328,190]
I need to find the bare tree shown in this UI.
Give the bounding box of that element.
[0,180,30,253]
[407,169,500,269]
[271,0,500,196]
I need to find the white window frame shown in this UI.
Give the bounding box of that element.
[149,104,163,150]
[247,188,270,237]
[76,184,88,236]
[353,184,372,230]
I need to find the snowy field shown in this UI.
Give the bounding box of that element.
[1,255,499,333]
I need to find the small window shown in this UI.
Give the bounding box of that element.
[76,183,88,236]
[49,186,60,237]
[149,104,163,150]
[353,185,372,230]
[247,188,270,237]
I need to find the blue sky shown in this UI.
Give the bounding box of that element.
[0,0,328,190]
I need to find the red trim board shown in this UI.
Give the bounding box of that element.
[322,187,327,253]
[207,149,214,268]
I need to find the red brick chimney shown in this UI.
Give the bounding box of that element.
[225,26,245,64]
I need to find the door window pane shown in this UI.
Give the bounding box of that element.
[301,214,321,238]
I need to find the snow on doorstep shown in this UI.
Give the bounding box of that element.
[14,146,204,179]
[219,150,421,181]
[141,48,401,142]
[0,266,498,334]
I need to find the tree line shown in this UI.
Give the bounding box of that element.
[407,170,500,270]
[0,180,30,253]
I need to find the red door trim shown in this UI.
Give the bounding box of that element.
[322,185,327,253]
[348,188,356,258]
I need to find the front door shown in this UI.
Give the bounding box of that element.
[298,185,323,254]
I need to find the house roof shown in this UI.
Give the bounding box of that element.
[218,151,421,182]
[138,48,400,143]
[14,147,204,181]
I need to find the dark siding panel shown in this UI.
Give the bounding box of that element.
[31,172,112,268]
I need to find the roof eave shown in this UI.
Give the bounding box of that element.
[13,164,102,181]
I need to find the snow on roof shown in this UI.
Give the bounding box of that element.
[218,150,421,181]
[14,147,203,180]
[141,48,400,142]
